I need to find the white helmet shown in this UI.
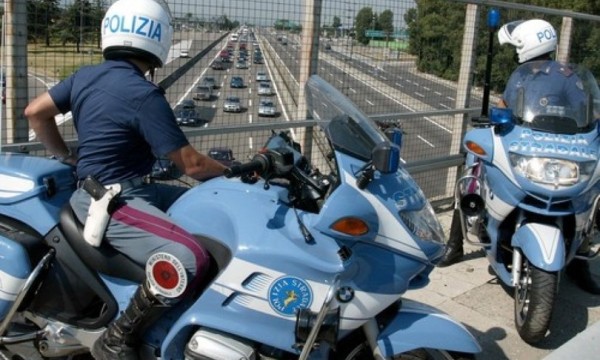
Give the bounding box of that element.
[101,0,173,68]
[497,19,557,63]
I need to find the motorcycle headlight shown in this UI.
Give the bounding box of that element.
[509,153,595,187]
[399,202,445,244]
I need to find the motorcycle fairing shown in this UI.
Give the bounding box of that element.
[376,299,481,356]
[0,153,75,235]
[314,152,441,262]
[511,223,565,271]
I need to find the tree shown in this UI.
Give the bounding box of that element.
[379,9,394,45]
[27,0,61,46]
[332,15,341,29]
[355,7,375,45]
[54,0,98,52]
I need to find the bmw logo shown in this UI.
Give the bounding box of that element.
[268,276,313,317]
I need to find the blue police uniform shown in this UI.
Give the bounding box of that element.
[503,60,586,116]
[49,60,188,184]
[49,59,209,284]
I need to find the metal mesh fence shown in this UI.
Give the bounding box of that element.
[2,0,599,202]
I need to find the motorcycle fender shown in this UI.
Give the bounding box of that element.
[512,223,565,271]
[376,300,481,356]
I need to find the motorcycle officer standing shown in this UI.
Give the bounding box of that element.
[24,0,226,359]
[438,19,600,295]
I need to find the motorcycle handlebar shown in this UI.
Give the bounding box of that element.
[224,154,269,178]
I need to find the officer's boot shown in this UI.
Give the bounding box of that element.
[437,209,464,267]
[91,281,168,360]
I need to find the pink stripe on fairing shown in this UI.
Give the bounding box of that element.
[112,205,209,276]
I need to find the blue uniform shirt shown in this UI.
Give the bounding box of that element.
[503,60,586,114]
[49,60,189,184]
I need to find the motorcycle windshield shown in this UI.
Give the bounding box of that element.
[305,75,388,161]
[506,61,600,134]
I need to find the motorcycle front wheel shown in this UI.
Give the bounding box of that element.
[330,332,475,360]
[514,258,558,344]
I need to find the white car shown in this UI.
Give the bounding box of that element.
[180,49,189,58]
[256,71,269,82]
[258,82,273,96]
[258,98,276,117]
[223,96,242,113]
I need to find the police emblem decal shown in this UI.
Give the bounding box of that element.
[268,276,313,317]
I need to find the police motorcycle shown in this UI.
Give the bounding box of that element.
[0,75,481,359]
[452,10,600,345]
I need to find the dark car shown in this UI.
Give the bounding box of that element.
[202,76,218,89]
[211,60,225,70]
[174,100,206,126]
[230,76,245,88]
[208,147,241,167]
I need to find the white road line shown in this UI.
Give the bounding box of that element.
[418,135,436,148]
[365,99,374,106]
[395,82,404,88]
[446,96,455,101]
[350,88,356,93]
[423,86,430,91]
[249,137,254,149]
[439,103,450,109]
[249,99,252,107]
[337,79,343,84]
[249,114,253,124]
[380,75,388,80]
[435,91,442,96]
[415,92,424,98]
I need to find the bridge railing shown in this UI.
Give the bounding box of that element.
[1,0,599,206]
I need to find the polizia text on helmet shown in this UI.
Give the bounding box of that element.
[103,15,164,41]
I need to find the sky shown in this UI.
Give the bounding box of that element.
[168,0,416,29]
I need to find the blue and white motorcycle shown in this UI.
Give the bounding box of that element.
[0,75,480,359]
[454,63,600,344]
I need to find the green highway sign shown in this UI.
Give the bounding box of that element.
[365,29,386,38]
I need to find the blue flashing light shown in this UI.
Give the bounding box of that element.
[488,9,500,30]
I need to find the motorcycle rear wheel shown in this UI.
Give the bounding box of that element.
[514,259,558,344]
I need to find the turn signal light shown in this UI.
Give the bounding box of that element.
[331,217,369,236]
[465,141,487,156]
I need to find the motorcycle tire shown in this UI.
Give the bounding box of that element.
[514,259,558,344]
[330,331,475,360]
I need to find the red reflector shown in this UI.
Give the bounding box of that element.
[152,260,179,290]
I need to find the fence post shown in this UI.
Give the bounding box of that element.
[451,4,479,196]
[3,0,30,146]
[556,17,573,64]
[297,0,323,161]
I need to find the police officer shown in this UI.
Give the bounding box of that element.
[24,0,227,359]
[438,19,600,295]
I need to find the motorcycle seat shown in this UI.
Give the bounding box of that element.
[59,204,145,283]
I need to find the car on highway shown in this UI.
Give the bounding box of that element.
[230,76,245,88]
[258,81,273,95]
[194,85,212,101]
[211,60,225,70]
[253,54,263,64]
[258,98,277,117]
[236,60,248,69]
[180,49,190,58]
[223,96,242,113]
[201,76,218,89]
[174,100,205,126]
[208,147,241,167]
[256,70,269,82]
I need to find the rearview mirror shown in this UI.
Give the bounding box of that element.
[372,142,399,174]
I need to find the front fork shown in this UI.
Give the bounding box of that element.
[363,318,386,359]
[577,194,600,260]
